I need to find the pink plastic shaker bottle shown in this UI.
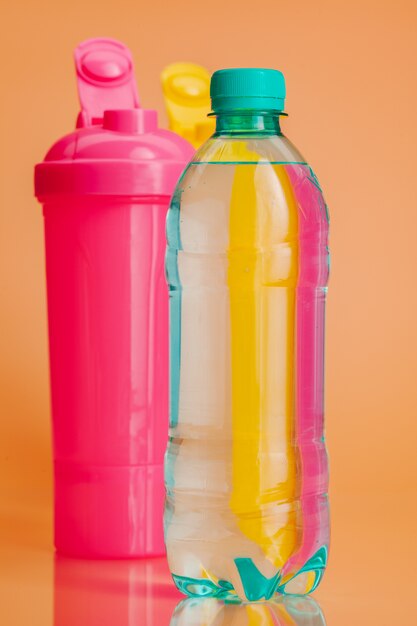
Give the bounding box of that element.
[34,38,193,558]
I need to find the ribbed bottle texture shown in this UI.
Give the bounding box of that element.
[165,128,330,601]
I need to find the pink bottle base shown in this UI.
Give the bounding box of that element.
[54,462,165,558]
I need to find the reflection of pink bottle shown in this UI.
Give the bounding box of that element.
[34,38,193,558]
[54,555,179,626]
[280,164,330,593]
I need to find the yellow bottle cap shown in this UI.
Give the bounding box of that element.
[161,63,215,148]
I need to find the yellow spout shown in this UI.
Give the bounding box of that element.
[161,62,215,148]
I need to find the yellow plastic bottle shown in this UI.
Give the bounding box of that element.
[161,63,215,148]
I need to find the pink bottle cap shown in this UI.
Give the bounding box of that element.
[35,38,194,200]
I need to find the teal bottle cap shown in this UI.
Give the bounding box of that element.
[210,68,286,113]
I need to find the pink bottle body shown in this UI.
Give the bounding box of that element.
[44,197,168,557]
[35,39,193,557]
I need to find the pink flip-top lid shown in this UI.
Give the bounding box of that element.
[35,38,194,200]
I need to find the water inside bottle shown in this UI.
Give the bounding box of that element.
[165,159,330,601]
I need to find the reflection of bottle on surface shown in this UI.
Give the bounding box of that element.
[170,596,326,626]
[161,63,215,148]
[54,556,179,626]
[165,68,330,601]
[34,38,193,558]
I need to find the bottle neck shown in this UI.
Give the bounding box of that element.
[214,111,282,136]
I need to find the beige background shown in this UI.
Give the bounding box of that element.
[0,0,416,623]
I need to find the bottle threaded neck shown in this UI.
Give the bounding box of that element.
[214,111,282,135]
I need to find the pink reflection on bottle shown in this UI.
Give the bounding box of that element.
[281,164,330,587]
[34,38,193,557]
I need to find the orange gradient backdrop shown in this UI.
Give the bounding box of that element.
[0,0,416,622]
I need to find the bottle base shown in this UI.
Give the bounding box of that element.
[54,461,165,558]
[170,546,328,602]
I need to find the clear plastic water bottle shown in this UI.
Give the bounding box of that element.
[165,68,330,601]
